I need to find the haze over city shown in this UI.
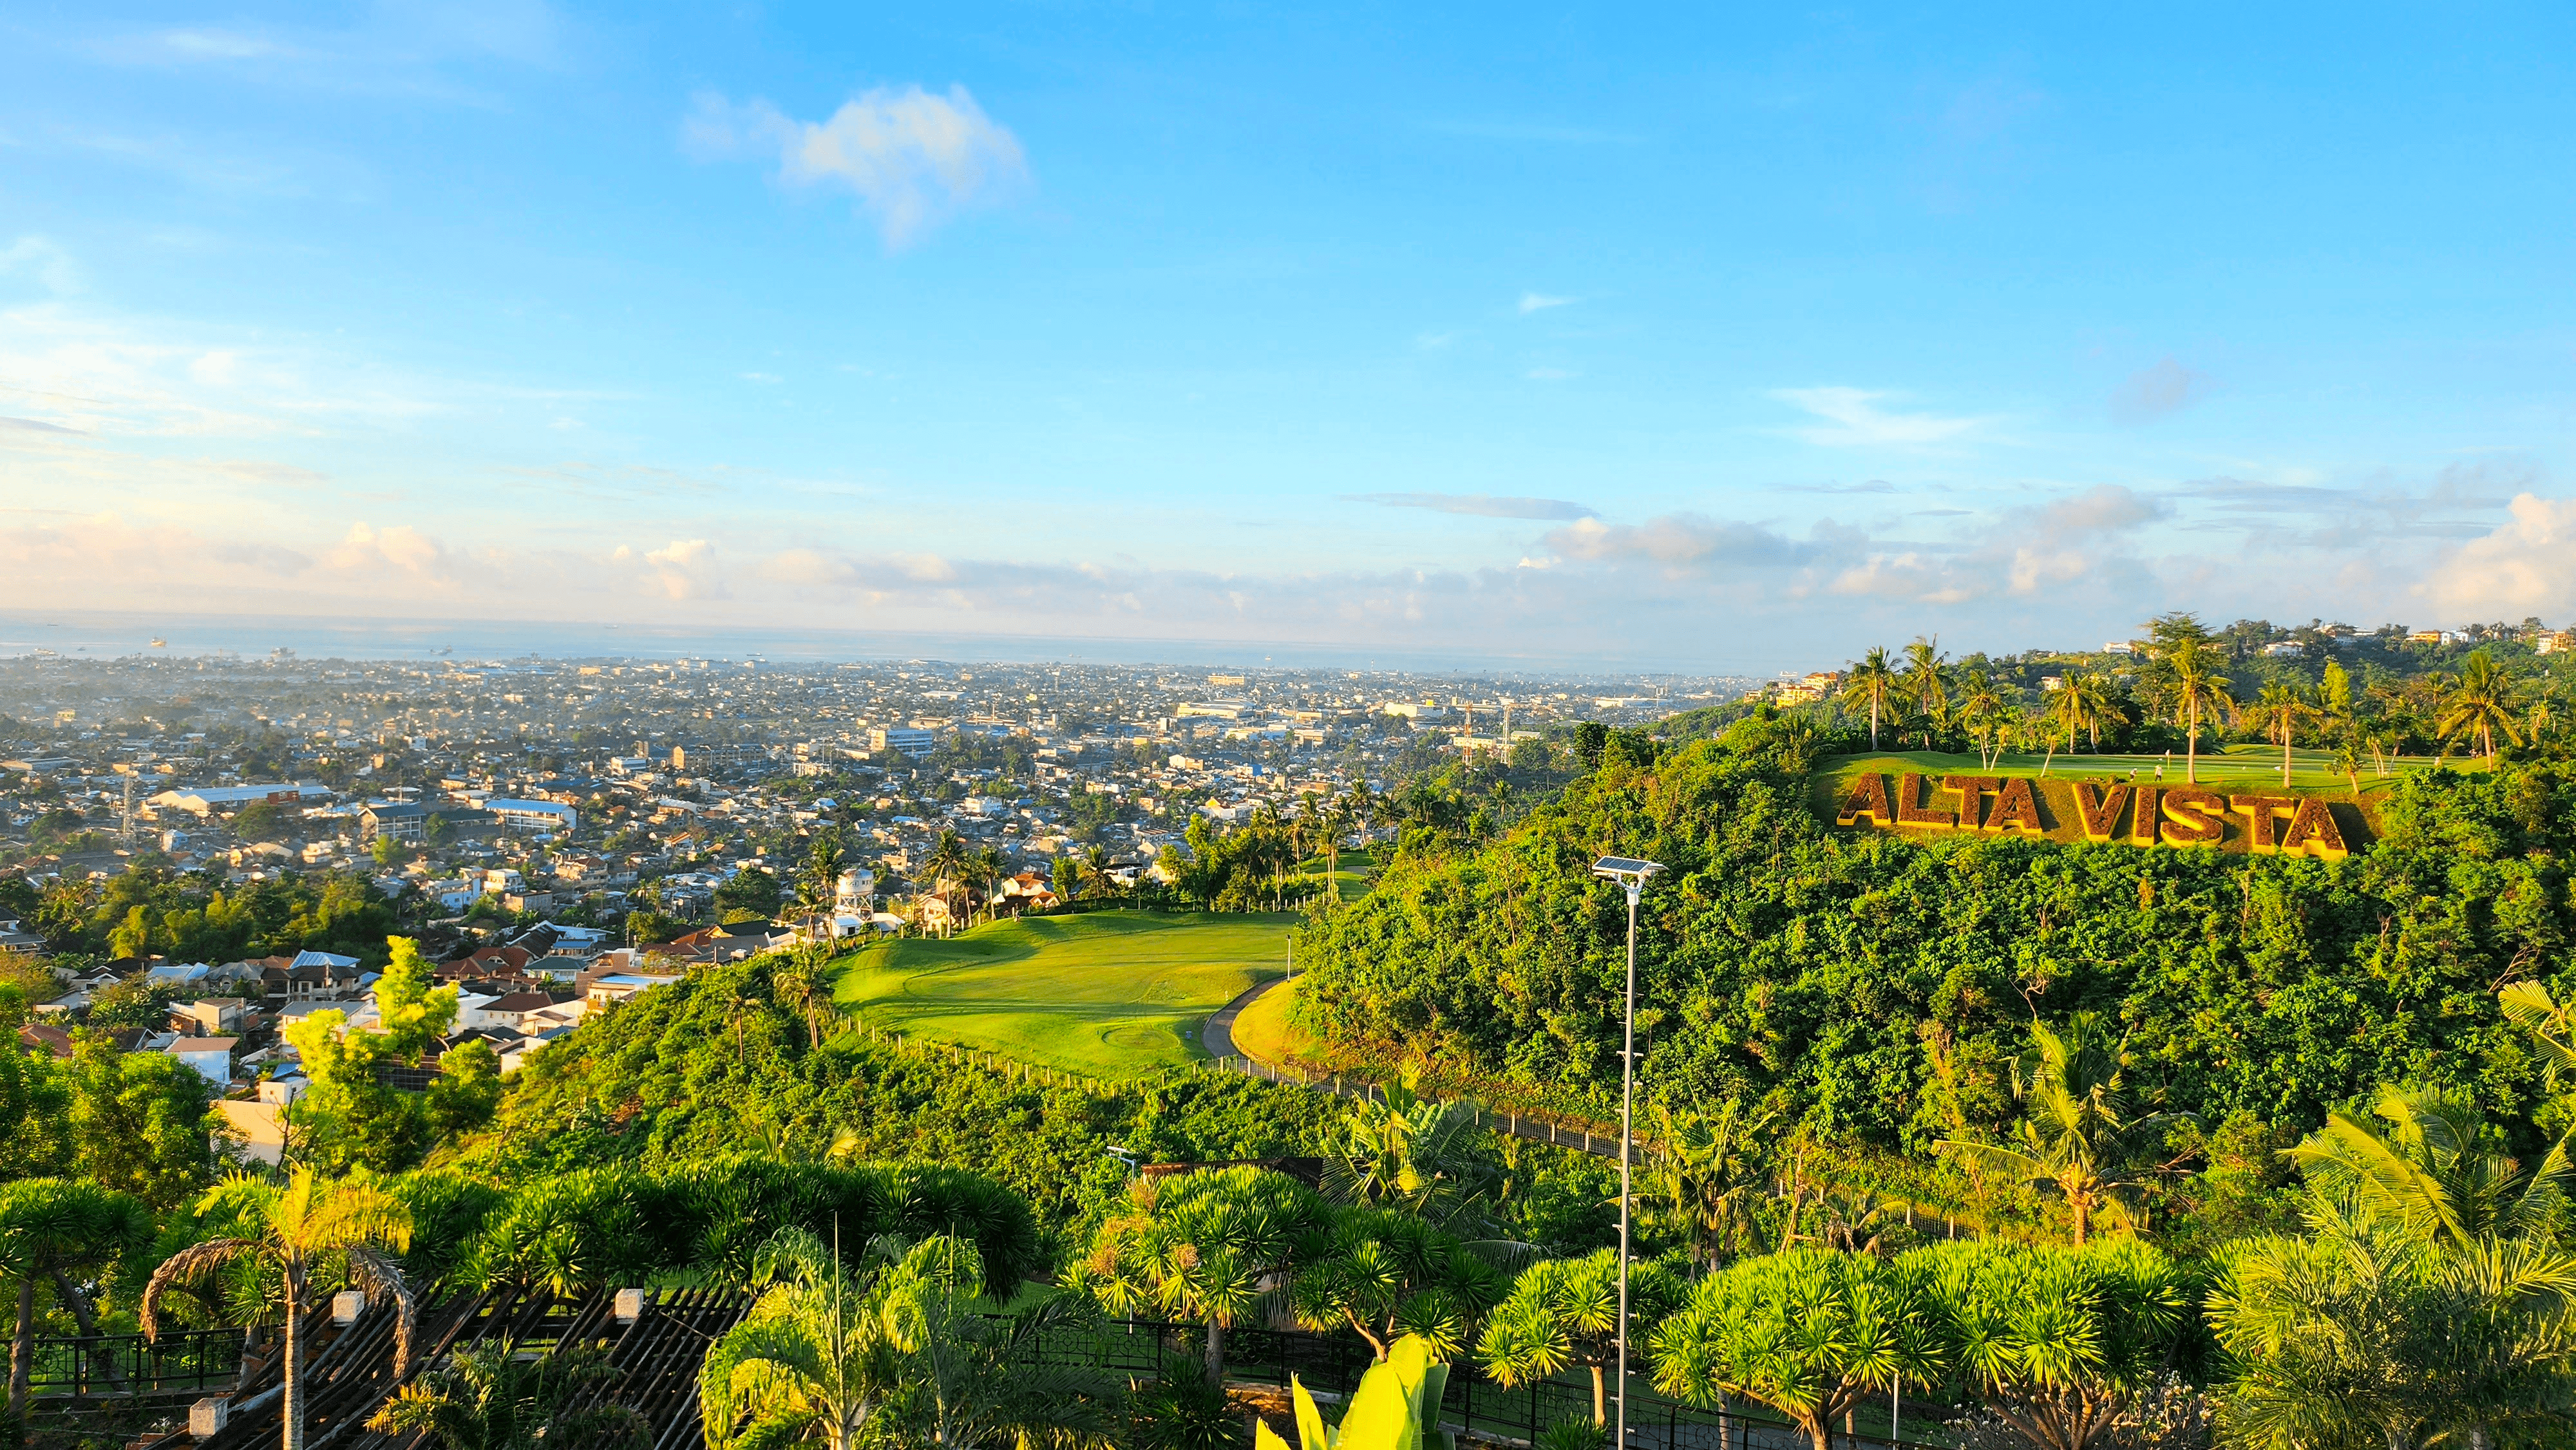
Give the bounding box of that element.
[5,4,2575,670]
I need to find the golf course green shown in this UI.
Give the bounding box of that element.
[828,909,1298,1076]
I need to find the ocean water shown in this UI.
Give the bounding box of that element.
[0,610,1743,684]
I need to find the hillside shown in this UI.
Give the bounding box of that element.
[1288,717,2576,1154]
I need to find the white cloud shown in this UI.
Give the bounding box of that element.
[2418,493,2576,619]
[1517,292,1574,314]
[1772,386,1989,448]
[637,538,728,600]
[1525,367,1577,381]
[326,522,464,588]
[0,237,80,295]
[685,86,1030,247]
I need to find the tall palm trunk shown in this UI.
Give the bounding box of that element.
[283,1277,305,1450]
[1204,1319,1226,1389]
[2186,697,2200,784]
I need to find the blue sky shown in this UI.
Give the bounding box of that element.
[3,3,2574,670]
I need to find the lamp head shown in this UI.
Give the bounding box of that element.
[1591,856,1665,882]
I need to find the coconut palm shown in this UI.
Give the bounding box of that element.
[2437,649,2523,764]
[1901,637,1954,741]
[2163,637,2235,784]
[920,831,969,936]
[1841,648,1902,751]
[1937,1015,2190,1245]
[2041,682,2092,777]
[2066,670,2124,751]
[2,1179,153,1419]
[2289,1082,2572,1254]
[2210,1085,2576,1450]
[142,1170,417,1450]
[1645,1100,1776,1275]
[1956,671,2011,769]
[366,1341,649,1450]
[2243,681,2322,787]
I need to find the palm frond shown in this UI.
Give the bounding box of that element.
[141,1238,258,1342]
[345,1243,421,1377]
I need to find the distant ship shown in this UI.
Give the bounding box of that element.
[149,637,167,648]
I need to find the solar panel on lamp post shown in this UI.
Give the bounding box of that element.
[1592,854,1663,1450]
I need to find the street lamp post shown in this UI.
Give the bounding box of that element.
[1592,854,1663,1450]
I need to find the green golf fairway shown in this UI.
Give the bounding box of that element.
[828,910,1296,1077]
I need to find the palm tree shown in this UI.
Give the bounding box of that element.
[367,1341,649,1450]
[143,1170,418,1450]
[1937,1015,2190,1245]
[2289,1082,2571,1255]
[699,1231,942,1450]
[921,831,969,936]
[2437,649,2523,764]
[2066,670,2123,751]
[2246,681,2323,787]
[1956,671,2009,769]
[1841,648,1901,751]
[1901,637,1954,742]
[2041,682,2092,777]
[2,1180,152,1420]
[2210,1084,2576,1450]
[974,845,1006,923]
[1645,1100,1777,1275]
[2164,637,2235,785]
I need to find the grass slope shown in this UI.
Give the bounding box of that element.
[829,910,1295,1077]
[1226,975,1324,1068]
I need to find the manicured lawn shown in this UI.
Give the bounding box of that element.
[1226,975,1325,1068]
[828,910,1296,1077]
[1300,847,1378,903]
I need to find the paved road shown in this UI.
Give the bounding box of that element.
[1200,974,1283,1060]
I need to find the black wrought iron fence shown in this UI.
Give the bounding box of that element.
[27,1327,244,1398]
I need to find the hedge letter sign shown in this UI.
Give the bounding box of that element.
[1835,772,2354,858]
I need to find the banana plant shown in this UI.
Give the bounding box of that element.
[1255,1333,1454,1450]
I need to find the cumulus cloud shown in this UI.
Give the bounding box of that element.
[1345,492,1595,520]
[326,522,460,587]
[1772,386,1988,447]
[685,85,1030,247]
[1823,484,2164,605]
[2110,357,2211,424]
[633,538,728,600]
[2418,493,2576,619]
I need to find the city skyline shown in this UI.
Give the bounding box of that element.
[5,3,2575,671]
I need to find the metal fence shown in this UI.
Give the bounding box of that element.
[27,1327,244,1399]
[1033,1319,1942,1450]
